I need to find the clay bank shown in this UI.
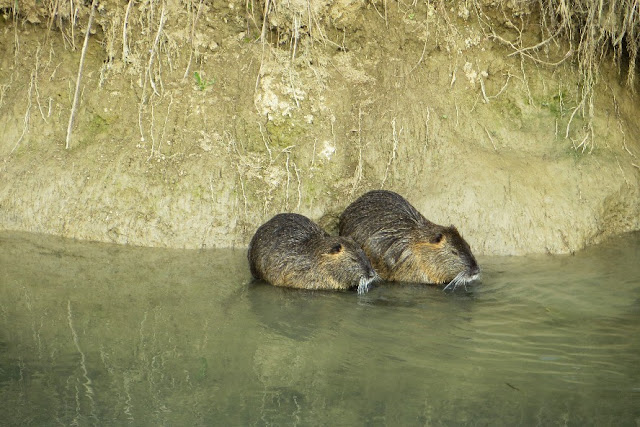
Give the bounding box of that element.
[1,0,639,256]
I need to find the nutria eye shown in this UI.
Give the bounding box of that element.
[328,243,343,254]
[430,233,443,244]
[452,249,459,256]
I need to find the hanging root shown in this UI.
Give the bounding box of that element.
[66,0,97,150]
[10,70,34,154]
[475,0,640,150]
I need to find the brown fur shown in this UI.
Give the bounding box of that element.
[339,190,479,286]
[248,213,376,292]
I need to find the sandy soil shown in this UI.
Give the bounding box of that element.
[0,0,638,255]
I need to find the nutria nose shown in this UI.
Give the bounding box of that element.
[469,264,480,276]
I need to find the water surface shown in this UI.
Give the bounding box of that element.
[1,231,639,425]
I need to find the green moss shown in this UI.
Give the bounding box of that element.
[538,90,570,118]
[265,119,309,149]
[75,113,110,148]
[191,185,205,200]
[496,98,523,122]
[89,113,109,134]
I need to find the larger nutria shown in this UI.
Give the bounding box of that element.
[339,190,479,289]
[248,213,376,293]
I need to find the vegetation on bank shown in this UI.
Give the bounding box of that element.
[1,0,638,152]
[1,0,638,253]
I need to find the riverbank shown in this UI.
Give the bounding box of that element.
[1,0,638,255]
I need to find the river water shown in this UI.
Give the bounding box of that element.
[1,231,639,426]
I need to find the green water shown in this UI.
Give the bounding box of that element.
[1,231,639,426]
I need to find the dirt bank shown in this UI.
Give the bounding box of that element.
[1,0,639,255]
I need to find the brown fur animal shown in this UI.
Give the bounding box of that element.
[248,213,376,293]
[339,190,479,289]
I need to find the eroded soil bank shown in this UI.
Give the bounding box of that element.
[1,1,639,255]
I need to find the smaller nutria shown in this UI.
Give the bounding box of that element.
[339,190,479,289]
[248,213,376,293]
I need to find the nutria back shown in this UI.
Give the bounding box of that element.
[248,213,376,293]
[339,190,479,288]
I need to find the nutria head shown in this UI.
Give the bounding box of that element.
[313,236,377,294]
[406,224,479,288]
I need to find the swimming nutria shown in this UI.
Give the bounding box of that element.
[248,213,376,293]
[339,190,479,289]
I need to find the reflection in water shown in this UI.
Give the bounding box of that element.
[1,231,639,425]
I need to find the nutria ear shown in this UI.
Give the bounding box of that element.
[430,233,444,244]
[328,243,343,254]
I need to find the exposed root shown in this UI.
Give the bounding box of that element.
[239,174,248,220]
[293,161,302,211]
[483,125,498,151]
[0,83,9,111]
[257,121,273,162]
[370,0,388,27]
[474,0,640,152]
[396,23,429,78]
[65,0,97,150]
[350,107,364,195]
[137,99,146,143]
[147,2,167,97]
[611,89,637,159]
[382,117,401,188]
[259,0,271,44]
[33,46,48,123]
[147,102,157,160]
[282,145,295,210]
[479,75,490,103]
[182,0,205,80]
[12,7,19,65]
[10,70,34,154]
[565,96,585,139]
[122,0,134,62]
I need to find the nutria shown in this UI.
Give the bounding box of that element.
[248,213,376,293]
[339,190,479,289]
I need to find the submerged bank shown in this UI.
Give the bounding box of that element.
[1,1,639,255]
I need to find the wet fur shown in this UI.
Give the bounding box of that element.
[249,213,376,292]
[339,190,479,286]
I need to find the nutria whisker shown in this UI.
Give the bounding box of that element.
[357,277,370,294]
[443,272,466,292]
[443,270,480,292]
[357,272,379,294]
